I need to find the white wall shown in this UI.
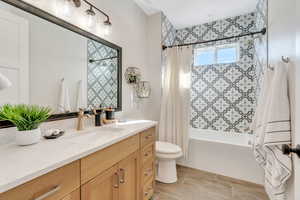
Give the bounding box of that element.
[146,13,162,121]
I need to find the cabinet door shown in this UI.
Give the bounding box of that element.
[61,189,80,200]
[118,152,140,200]
[81,165,119,200]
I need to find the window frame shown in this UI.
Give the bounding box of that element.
[194,43,240,66]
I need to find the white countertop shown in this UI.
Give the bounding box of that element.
[0,120,157,193]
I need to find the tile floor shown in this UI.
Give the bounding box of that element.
[153,166,269,200]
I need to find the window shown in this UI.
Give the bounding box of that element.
[194,43,239,66]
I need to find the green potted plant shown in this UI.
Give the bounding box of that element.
[0,104,51,146]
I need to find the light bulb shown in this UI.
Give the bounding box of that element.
[86,14,95,28]
[55,0,71,17]
[86,6,96,28]
[103,20,112,36]
[62,0,71,16]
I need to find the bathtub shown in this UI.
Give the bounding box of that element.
[177,128,264,185]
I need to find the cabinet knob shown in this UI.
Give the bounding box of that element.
[119,168,125,184]
[113,172,119,188]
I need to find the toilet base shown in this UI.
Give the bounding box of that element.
[156,159,177,183]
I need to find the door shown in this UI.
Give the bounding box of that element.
[118,152,139,200]
[0,8,29,105]
[295,0,300,198]
[81,165,119,200]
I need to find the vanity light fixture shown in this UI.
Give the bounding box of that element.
[85,5,96,28]
[82,0,112,34]
[56,0,112,33]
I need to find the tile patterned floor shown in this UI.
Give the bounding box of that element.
[153,166,269,200]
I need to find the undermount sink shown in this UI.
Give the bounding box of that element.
[98,127,124,132]
[59,126,125,145]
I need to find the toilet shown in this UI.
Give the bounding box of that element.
[155,141,183,183]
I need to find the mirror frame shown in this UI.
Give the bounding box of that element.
[0,0,122,129]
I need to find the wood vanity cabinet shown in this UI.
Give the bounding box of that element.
[81,152,139,200]
[0,127,156,200]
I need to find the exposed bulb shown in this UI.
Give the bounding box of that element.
[62,0,71,16]
[86,14,95,28]
[103,20,112,36]
[86,6,96,28]
[55,0,71,17]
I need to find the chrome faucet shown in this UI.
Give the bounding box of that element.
[77,108,91,131]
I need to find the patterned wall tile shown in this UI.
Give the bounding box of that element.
[175,13,256,45]
[87,40,118,109]
[161,11,266,133]
[254,0,268,101]
[161,14,176,46]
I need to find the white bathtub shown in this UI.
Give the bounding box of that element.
[177,128,264,185]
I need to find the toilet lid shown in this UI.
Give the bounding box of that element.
[156,141,182,154]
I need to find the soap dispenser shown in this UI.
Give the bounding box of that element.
[93,105,104,127]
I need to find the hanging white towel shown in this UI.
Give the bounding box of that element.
[58,79,71,113]
[76,80,84,110]
[251,62,292,200]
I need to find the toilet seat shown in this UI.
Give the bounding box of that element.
[156,141,182,154]
[156,141,183,160]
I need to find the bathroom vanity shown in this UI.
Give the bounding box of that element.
[0,121,157,200]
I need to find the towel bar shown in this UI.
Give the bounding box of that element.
[282,144,300,158]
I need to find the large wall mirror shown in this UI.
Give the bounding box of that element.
[0,0,122,128]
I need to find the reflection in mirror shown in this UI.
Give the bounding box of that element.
[0,1,121,117]
[87,41,118,109]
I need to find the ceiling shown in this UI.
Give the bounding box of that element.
[134,0,258,29]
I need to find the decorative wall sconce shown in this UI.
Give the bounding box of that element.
[125,67,141,85]
[57,0,112,35]
[124,67,151,99]
[136,81,151,98]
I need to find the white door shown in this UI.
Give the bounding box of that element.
[0,8,29,105]
[295,0,300,198]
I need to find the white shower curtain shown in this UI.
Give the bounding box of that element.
[159,46,193,158]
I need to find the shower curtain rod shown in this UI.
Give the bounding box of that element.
[89,56,118,63]
[162,28,267,50]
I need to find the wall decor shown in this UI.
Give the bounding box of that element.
[124,67,142,85]
[136,81,151,98]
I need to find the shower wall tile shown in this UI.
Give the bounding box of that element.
[161,14,176,46]
[254,0,268,100]
[176,13,257,133]
[161,12,264,133]
[174,13,256,45]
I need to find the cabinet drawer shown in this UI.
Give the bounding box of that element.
[0,161,80,200]
[140,128,155,147]
[143,178,154,200]
[61,189,80,200]
[142,143,155,164]
[81,135,139,184]
[142,160,154,184]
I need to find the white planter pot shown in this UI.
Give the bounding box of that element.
[15,128,41,146]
